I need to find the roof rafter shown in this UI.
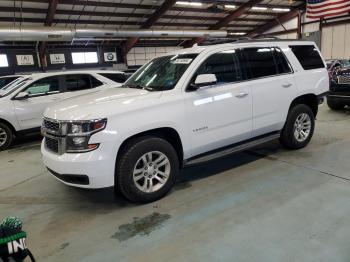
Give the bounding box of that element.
[0,6,272,23]
[246,6,304,38]
[184,0,264,47]
[123,0,177,56]
[39,0,59,70]
[14,0,300,12]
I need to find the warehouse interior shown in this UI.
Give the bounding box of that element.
[0,0,350,261]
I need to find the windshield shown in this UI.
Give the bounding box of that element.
[0,77,31,97]
[0,76,20,89]
[124,53,198,91]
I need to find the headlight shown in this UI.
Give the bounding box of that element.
[66,118,107,153]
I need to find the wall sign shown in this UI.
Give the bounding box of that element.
[50,54,66,64]
[16,55,34,66]
[104,52,117,62]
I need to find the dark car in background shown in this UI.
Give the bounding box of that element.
[327,59,350,110]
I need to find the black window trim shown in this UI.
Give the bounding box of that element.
[186,48,247,92]
[240,46,294,82]
[186,46,294,92]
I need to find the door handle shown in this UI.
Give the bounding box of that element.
[282,83,292,88]
[235,92,249,98]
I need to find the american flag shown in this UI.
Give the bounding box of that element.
[306,0,350,19]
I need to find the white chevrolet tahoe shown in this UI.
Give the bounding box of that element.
[41,40,329,203]
[0,70,127,150]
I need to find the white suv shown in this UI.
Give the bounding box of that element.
[0,70,126,150]
[41,40,329,203]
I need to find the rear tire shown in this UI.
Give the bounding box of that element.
[0,122,13,151]
[327,98,344,110]
[116,136,179,203]
[280,104,315,149]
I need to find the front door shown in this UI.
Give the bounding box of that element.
[13,76,63,130]
[185,49,253,157]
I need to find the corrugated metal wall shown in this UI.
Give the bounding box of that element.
[321,24,350,59]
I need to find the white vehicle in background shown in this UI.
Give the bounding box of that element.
[41,40,329,203]
[0,70,126,150]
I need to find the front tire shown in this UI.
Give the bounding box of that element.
[116,136,179,203]
[280,104,315,149]
[0,122,13,151]
[327,98,344,110]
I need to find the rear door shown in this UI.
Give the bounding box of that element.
[241,46,297,137]
[13,75,63,129]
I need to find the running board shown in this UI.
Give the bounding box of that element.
[184,133,280,167]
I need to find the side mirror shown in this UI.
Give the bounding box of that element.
[190,74,217,90]
[15,92,29,100]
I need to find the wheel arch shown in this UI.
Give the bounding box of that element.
[0,118,17,136]
[116,127,184,170]
[290,94,318,117]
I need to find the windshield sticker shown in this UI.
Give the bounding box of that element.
[172,58,193,64]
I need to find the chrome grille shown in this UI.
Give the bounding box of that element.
[338,75,350,84]
[45,137,59,153]
[43,119,60,133]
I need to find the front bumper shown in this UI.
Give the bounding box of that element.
[327,93,350,104]
[41,136,118,189]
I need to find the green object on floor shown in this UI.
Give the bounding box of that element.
[0,217,35,262]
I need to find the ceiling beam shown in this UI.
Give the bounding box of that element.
[13,0,299,12]
[0,6,272,23]
[184,0,263,47]
[246,7,303,38]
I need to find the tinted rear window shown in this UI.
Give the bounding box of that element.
[99,73,127,83]
[290,45,325,70]
[242,47,278,79]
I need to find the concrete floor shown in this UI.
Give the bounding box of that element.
[0,105,350,262]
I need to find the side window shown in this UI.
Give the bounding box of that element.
[242,47,277,79]
[99,73,127,83]
[24,76,59,96]
[90,76,103,88]
[273,47,292,74]
[289,45,325,70]
[194,50,243,84]
[65,74,92,91]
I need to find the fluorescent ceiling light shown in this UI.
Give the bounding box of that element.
[230,32,246,35]
[176,1,203,6]
[251,6,268,11]
[272,8,290,12]
[225,4,236,9]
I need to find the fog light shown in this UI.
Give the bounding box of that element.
[73,137,86,145]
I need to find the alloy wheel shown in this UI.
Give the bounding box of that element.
[132,151,171,193]
[293,113,311,142]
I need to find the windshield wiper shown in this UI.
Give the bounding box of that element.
[124,84,158,92]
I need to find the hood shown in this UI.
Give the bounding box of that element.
[44,87,161,120]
